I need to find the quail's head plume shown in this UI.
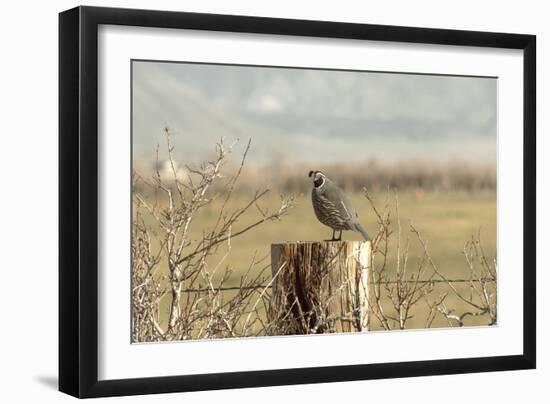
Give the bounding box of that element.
[308,170,369,241]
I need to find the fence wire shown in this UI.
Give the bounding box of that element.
[181,277,496,293]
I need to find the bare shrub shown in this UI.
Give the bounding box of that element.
[131,128,294,342]
[364,188,497,331]
[364,189,435,330]
[421,231,497,327]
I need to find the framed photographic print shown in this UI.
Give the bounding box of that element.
[59,6,536,398]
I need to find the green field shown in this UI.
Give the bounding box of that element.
[138,189,497,332]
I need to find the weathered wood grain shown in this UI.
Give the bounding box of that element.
[269,241,371,335]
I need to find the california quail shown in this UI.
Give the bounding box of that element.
[308,170,369,241]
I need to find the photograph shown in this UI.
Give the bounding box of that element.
[131,60,498,342]
[52,3,539,399]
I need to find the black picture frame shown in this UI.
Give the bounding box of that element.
[59,5,536,398]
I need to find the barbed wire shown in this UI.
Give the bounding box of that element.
[181,277,496,293]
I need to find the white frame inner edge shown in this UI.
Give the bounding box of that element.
[98,24,523,381]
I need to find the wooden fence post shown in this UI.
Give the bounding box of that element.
[269,241,371,335]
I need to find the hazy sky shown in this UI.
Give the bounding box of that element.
[132,60,496,165]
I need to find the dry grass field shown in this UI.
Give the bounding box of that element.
[136,186,496,333]
[178,189,496,280]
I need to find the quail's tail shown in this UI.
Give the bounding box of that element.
[355,223,370,241]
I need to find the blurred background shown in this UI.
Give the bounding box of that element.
[132,60,497,329]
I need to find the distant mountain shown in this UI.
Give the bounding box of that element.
[132,61,496,164]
